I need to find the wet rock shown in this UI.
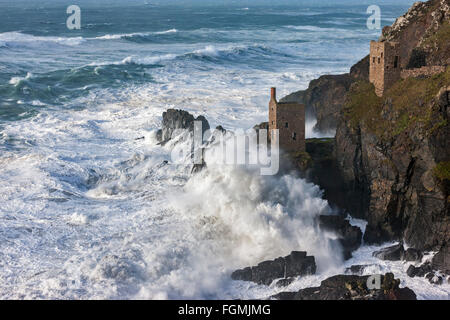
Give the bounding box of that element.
[157,109,210,143]
[432,243,450,275]
[407,265,417,278]
[215,125,226,134]
[319,215,363,259]
[426,272,443,285]
[404,248,423,262]
[272,273,416,300]
[281,74,355,133]
[413,262,434,277]
[345,264,375,275]
[372,243,405,261]
[274,278,295,288]
[231,251,316,286]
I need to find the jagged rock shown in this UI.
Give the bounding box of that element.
[335,79,450,251]
[380,0,450,67]
[231,251,316,286]
[404,248,423,262]
[426,272,444,285]
[272,273,416,300]
[215,125,226,134]
[413,262,434,277]
[253,122,269,145]
[191,163,206,174]
[407,265,417,277]
[274,278,295,288]
[345,265,375,275]
[332,0,450,251]
[318,215,362,259]
[157,109,210,143]
[432,243,450,275]
[281,74,355,133]
[373,243,405,261]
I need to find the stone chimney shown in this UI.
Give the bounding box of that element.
[271,87,276,101]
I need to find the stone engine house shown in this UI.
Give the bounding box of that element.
[369,40,401,97]
[269,87,305,152]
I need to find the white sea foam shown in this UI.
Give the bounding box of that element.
[0,32,85,47]
[9,72,33,86]
[94,29,178,40]
[1,5,446,300]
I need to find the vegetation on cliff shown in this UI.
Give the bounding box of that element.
[433,161,450,182]
[343,67,449,142]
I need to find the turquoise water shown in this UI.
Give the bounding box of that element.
[0,2,411,122]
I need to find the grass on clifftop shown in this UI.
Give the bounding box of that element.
[344,67,450,142]
[433,161,450,182]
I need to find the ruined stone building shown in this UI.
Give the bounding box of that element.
[269,87,305,152]
[369,40,401,97]
[369,40,446,97]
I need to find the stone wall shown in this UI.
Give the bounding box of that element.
[401,65,446,79]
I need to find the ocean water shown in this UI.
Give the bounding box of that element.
[0,1,449,299]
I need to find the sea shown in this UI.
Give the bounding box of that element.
[0,0,449,299]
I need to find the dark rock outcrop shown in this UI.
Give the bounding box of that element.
[280,55,370,134]
[318,215,362,259]
[426,272,444,284]
[332,0,450,250]
[409,262,434,278]
[281,74,354,133]
[345,265,375,275]
[274,278,295,288]
[380,0,450,68]
[373,243,405,261]
[335,79,449,250]
[231,251,316,286]
[404,248,423,262]
[432,243,450,275]
[407,265,417,277]
[157,109,210,143]
[272,273,416,300]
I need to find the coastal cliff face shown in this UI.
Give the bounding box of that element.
[333,0,450,252]
[380,0,450,68]
[284,0,449,259]
[281,56,369,133]
[335,78,449,250]
[282,0,449,134]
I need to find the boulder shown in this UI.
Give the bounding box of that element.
[426,272,443,285]
[345,264,375,275]
[372,243,405,261]
[413,262,434,277]
[274,278,295,288]
[406,265,417,278]
[272,273,416,300]
[404,248,423,262]
[231,251,316,286]
[157,109,210,143]
[318,215,363,259]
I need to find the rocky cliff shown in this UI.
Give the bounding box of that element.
[281,56,369,133]
[336,71,449,252]
[333,0,449,254]
[380,0,450,68]
[282,0,449,135]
